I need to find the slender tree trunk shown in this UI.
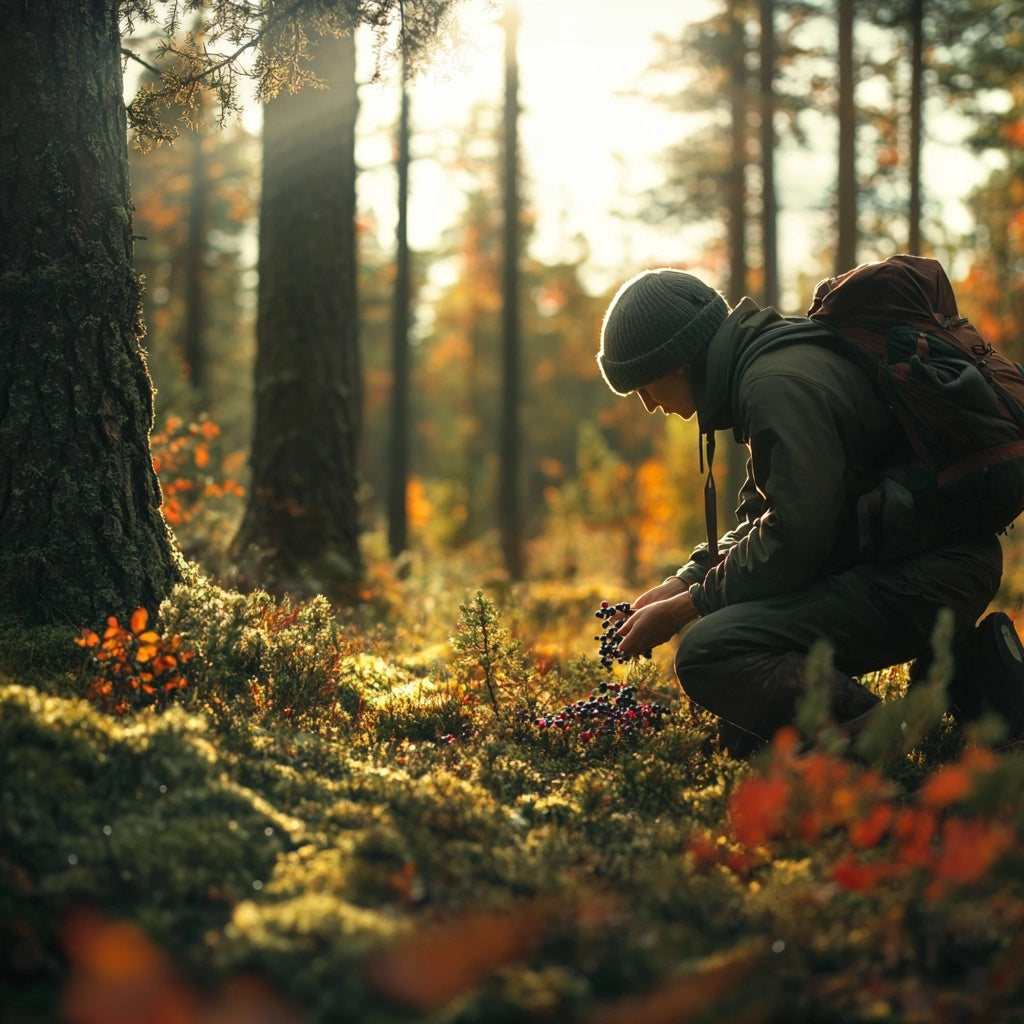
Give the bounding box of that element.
[726,0,748,300]
[759,0,779,308]
[837,0,858,271]
[182,117,209,404]
[388,60,411,559]
[500,1,524,580]
[725,0,750,518]
[0,0,183,629]
[232,26,363,600]
[908,0,924,254]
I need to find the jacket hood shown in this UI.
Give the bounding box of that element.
[692,298,791,436]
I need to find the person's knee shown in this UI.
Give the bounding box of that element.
[674,629,724,713]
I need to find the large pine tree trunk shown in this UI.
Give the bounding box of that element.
[232,26,363,600]
[0,0,183,629]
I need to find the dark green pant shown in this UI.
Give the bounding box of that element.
[674,533,1004,743]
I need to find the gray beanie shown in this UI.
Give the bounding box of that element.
[597,268,729,395]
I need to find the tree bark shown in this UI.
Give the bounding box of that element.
[908,0,924,254]
[759,0,779,308]
[725,0,750,520]
[725,0,749,301]
[0,0,183,628]
[837,0,858,271]
[182,117,210,405]
[500,1,524,581]
[388,60,411,559]
[232,25,363,601]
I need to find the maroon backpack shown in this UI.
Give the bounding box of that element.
[713,255,1024,561]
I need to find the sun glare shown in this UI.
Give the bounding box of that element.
[356,1,707,291]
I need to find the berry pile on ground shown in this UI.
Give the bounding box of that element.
[531,682,671,742]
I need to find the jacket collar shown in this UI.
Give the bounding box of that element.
[694,298,788,435]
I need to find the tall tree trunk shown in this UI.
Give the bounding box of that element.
[0,0,182,629]
[725,0,750,519]
[232,26,363,601]
[908,0,924,254]
[725,0,748,300]
[499,0,524,580]
[388,60,411,559]
[759,0,779,308]
[182,117,209,405]
[837,0,858,271]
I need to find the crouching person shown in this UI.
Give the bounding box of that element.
[596,267,1003,754]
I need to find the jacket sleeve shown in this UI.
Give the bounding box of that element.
[686,364,851,615]
[670,464,765,586]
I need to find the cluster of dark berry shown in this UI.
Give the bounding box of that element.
[594,599,632,668]
[439,721,476,745]
[531,681,670,741]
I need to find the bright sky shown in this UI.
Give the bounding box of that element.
[355,0,717,296]
[353,0,987,306]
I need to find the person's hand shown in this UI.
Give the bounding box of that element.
[615,590,697,659]
[630,576,688,611]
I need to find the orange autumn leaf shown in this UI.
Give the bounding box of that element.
[894,807,937,867]
[933,817,1013,885]
[130,608,149,635]
[771,725,801,756]
[583,941,766,1024]
[362,904,550,1011]
[831,854,887,893]
[919,764,973,809]
[849,803,894,850]
[728,775,790,845]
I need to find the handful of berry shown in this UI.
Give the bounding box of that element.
[532,681,670,741]
[594,599,632,668]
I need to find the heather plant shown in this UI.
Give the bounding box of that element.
[155,576,375,730]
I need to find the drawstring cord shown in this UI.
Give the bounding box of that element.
[702,431,719,564]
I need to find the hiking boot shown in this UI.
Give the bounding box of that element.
[948,612,1024,740]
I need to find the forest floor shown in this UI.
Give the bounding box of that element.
[3,541,1024,1023]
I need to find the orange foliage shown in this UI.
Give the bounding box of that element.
[151,416,244,526]
[634,457,677,566]
[1004,119,1024,148]
[362,904,550,1011]
[716,726,1016,902]
[75,608,194,716]
[61,910,300,1024]
[406,476,432,530]
[728,775,791,845]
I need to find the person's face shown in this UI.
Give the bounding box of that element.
[636,368,696,419]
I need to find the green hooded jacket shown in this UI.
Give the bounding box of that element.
[676,298,905,616]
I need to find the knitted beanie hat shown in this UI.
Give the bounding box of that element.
[597,269,729,395]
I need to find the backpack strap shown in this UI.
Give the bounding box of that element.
[701,318,859,565]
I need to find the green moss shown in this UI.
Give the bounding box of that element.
[4,580,1024,1023]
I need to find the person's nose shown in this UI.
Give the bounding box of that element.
[638,390,658,413]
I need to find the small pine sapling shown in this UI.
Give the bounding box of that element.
[449,591,524,718]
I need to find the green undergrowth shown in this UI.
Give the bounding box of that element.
[3,577,1024,1023]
